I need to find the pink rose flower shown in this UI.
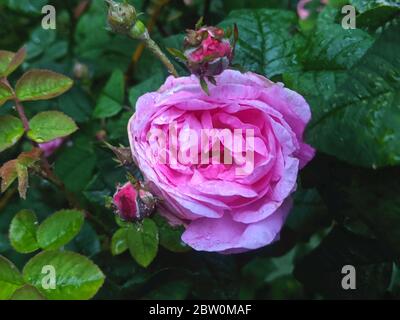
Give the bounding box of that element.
[38,138,65,157]
[297,0,329,20]
[128,70,315,253]
[113,182,157,221]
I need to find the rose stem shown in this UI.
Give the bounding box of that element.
[5,78,110,234]
[105,0,178,77]
[128,0,171,78]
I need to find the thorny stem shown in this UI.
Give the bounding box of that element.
[15,100,29,131]
[129,0,171,77]
[4,79,69,203]
[105,0,178,77]
[142,37,178,77]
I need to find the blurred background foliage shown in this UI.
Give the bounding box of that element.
[0,0,399,299]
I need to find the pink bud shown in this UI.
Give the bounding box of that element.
[113,182,156,221]
[297,0,329,20]
[183,26,234,77]
[297,0,312,20]
[39,138,65,157]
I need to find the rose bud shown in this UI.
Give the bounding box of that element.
[182,25,235,78]
[104,141,134,167]
[113,182,157,222]
[105,0,137,34]
[73,61,89,80]
[38,138,65,157]
[297,0,329,20]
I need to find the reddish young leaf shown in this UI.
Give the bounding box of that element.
[0,51,15,77]
[6,47,26,77]
[16,164,28,199]
[0,160,18,193]
[0,148,42,197]
[17,148,43,167]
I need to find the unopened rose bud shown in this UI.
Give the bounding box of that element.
[113,182,157,221]
[297,0,329,20]
[105,0,137,34]
[183,25,234,78]
[73,61,89,80]
[96,130,107,142]
[104,142,134,167]
[39,138,65,157]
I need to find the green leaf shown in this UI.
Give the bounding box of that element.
[200,77,209,95]
[66,222,101,258]
[294,227,393,299]
[162,34,189,77]
[351,0,400,12]
[0,255,24,300]
[106,112,132,141]
[307,21,400,167]
[127,219,159,268]
[93,69,125,119]
[16,69,73,102]
[195,16,204,30]
[223,0,293,12]
[286,188,330,237]
[0,81,14,107]
[153,214,190,253]
[11,285,46,300]
[144,281,191,300]
[166,48,187,62]
[284,15,374,101]
[312,159,400,256]
[348,171,400,256]
[36,209,85,250]
[219,9,305,77]
[58,86,93,123]
[0,115,24,152]
[9,209,39,254]
[0,50,15,77]
[128,73,164,109]
[23,250,105,300]
[4,0,48,15]
[55,136,97,193]
[27,111,78,143]
[25,27,66,62]
[241,249,299,299]
[74,0,136,77]
[351,0,400,29]
[111,228,129,256]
